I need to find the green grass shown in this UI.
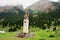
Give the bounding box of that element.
[0,25,10,32]
[0,25,60,40]
[0,29,59,40]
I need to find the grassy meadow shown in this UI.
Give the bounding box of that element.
[0,26,60,40]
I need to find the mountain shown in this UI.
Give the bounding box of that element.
[0,5,23,12]
[58,0,60,3]
[0,5,25,22]
[26,0,57,12]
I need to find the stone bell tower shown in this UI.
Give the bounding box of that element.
[23,13,29,34]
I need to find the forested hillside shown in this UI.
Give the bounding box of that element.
[28,2,60,29]
[0,7,25,31]
[0,2,60,32]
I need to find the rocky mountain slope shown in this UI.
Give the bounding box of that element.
[0,5,23,12]
[26,0,57,12]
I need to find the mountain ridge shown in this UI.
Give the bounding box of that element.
[0,5,23,12]
[26,0,57,12]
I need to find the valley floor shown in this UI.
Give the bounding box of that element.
[0,29,60,40]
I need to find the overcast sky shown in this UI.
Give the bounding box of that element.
[0,0,59,8]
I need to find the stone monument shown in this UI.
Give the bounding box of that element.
[16,13,34,38]
[23,13,29,34]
